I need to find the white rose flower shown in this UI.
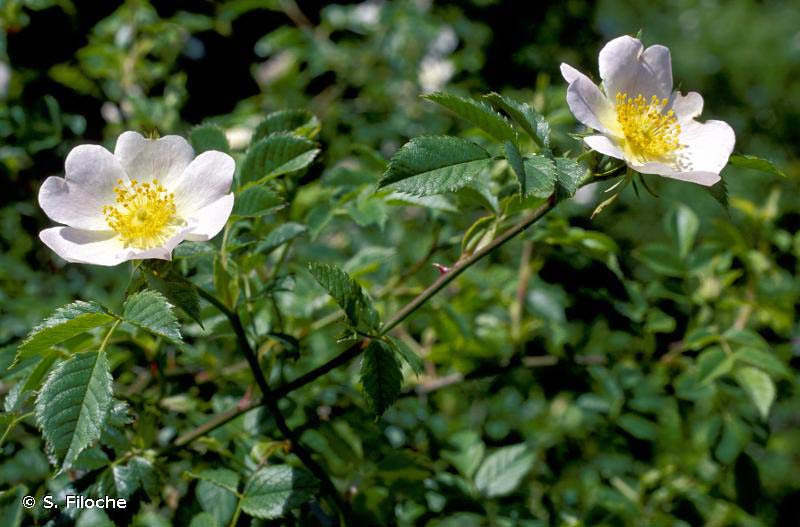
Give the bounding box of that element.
[38,131,234,266]
[561,35,735,186]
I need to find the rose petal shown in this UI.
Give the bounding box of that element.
[584,135,625,160]
[658,170,721,186]
[124,226,194,261]
[39,176,111,230]
[670,91,704,123]
[565,76,616,133]
[63,144,128,202]
[114,131,195,187]
[39,227,127,266]
[679,119,736,174]
[599,36,672,101]
[184,193,234,242]
[171,151,235,215]
[560,63,590,85]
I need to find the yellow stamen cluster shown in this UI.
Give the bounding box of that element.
[103,179,178,249]
[615,93,682,161]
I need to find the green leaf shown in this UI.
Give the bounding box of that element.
[232,185,285,218]
[665,205,699,259]
[729,154,785,178]
[474,443,535,498]
[129,456,160,499]
[122,290,182,344]
[240,465,318,519]
[554,157,585,201]
[144,265,203,327]
[360,340,403,416]
[253,109,321,141]
[484,92,550,147]
[190,124,230,154]
[189,513,219,527]
[241,133,319,185]
[378,136,492,196]
[696,347,734,384]
[503,140,527,195]
[424,92,516,142]
[634,244,685,277]
[387,336,423,376]
[4,353,57,413]
[734,347,791,379]
[187,468,240,494]
[442,431,485,479]
[34,350,114,470]
[308,263,380,333]
[523,154,557,197]
[15,301,115,364]
[735,366,776,420]
[196,478,237,527]
[0,485,27,527]
[254,222,307,255]
[618,413,658,440]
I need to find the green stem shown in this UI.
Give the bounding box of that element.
[100,320,122,353]
[195,287,349,524]
[173,195,558,447]
[0,412,34,450]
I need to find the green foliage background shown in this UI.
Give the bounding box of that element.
[1,0,799,526]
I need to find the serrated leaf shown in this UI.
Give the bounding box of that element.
[734,347,791,379]
[74,446,111,471]
[129,456,160,499]
[241,465,318,519]
[503,140,526,196]
[196,479,237,527]
[386,337,423,376]
[378,136,491,196]
[523,154,557,197]
[308,263,380,333]
[15,301,115,364]
[144,265,203,327]
[4,353,57,413]
[190,124,230,154]
[253,109,321,141]
[35,350,114,470]
[735,366,776,420]
[484,92,550,147]
[241,133,319,185]
[100,401,132,453]
[123,290,182,344]
[232,185,285,218]
[474,444,535,498]
[360,340,402,416]
[187,468,240,494]
[729,154,785,178]
[254,222,307,255]
[424,92,516,142]
[554,157,585,201]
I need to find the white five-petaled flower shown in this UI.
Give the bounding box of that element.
[561,35,735,186]
[38,131,235,266]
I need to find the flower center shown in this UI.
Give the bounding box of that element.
[615,93,682,162]
[103,179,179,249]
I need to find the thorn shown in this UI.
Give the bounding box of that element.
[432,263,450,275]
